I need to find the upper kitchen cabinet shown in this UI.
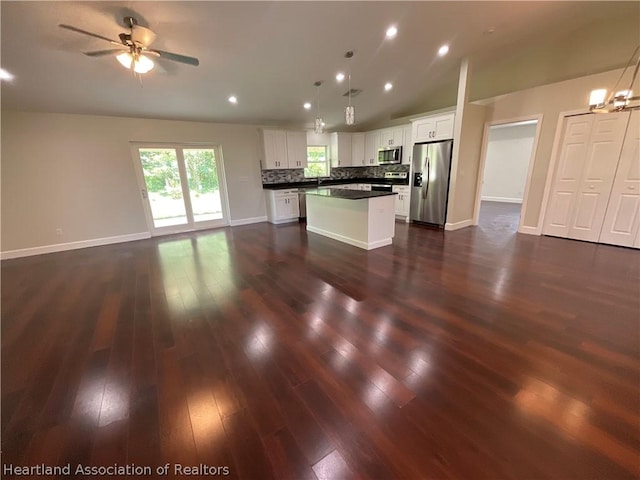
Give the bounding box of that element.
[262,129,288,169]
[380,127,404,148]
[286,131,308,168]
[351,133,365,166]
[330,133,353,167]
[412,113,455,143]
[402,125,412,165]
[261,129,307,169]
[364,131,381,165]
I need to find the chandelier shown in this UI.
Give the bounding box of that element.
[589,46,639,112]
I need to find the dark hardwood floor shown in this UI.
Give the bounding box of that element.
[2,218,639,479]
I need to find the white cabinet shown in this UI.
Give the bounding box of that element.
[412,113,455,143]
[262,129,307,170]
[286,131,308,169]
[364,131,381,165]
[402,125,413,165]
[380,127,404,148]
[265,189,299,224]
[351,133,365,166]
[262,130,288,169]
[330,133,353,167]
[393,186,411,217]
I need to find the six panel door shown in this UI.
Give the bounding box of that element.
[544,112,631,243]
[568,112,630,242]
[543,115,594,237]
[599,110,640,248]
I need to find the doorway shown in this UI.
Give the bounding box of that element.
[474,118,541,233]
[131,144,230,236]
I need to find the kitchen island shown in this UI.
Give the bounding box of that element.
[304,188,397,250]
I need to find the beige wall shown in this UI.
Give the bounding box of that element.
[486,67,639,228]
[1,111,266,252]
[448,103,487,224]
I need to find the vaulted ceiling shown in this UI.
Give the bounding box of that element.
[1,1,638,130]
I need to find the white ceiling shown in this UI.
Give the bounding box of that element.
[1,1,638,130]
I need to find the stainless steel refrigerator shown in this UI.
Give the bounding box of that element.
[409,140,453,226]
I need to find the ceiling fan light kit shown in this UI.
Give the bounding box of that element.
[116,51,154,74]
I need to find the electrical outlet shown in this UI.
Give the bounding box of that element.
[56,228,63,235]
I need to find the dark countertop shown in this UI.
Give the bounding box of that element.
[304,188,397,200]
[262,177,409,190]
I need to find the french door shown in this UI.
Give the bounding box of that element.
[131,144,230,236]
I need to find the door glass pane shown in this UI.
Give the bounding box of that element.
[138,148,188,228]
[183,149,223,222]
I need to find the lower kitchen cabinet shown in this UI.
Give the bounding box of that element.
[393,185,410,217]
[265,189,300,224]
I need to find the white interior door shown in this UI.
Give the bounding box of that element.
[132,144,230,236]
[568,112,629,242]
[599,110,640,248]
[543,115,594,237]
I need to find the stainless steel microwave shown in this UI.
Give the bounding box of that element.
[378,146,402,164]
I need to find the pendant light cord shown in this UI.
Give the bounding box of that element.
[607,45,640,104]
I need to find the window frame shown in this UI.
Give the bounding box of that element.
[304,145,330,178]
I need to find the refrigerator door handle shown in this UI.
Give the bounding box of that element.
[423,157,430,199]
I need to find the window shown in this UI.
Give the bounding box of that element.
[304,145,330,178]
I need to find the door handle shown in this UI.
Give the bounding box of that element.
[589,185,595,189]
[423,157,430,199]
[629,185,636,190]
[141,189,148,199]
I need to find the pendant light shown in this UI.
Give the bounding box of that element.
[588,46,640,112]
[314,81,324,134]
[345,51,355,126]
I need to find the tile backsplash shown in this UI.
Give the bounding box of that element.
[261,164,409,184]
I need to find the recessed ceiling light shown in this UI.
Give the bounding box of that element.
[438,45,449,57]
[303,102,312,110]
[228,95,238,104]
[384,82,393,91]
[386,26,398,39]
[0,68,14,81]
[336,72,345,82]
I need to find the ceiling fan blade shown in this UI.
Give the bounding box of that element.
[59,24,122,46]
[148,49,199,66]
[84,48,127,57]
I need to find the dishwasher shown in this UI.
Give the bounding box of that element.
[298,189,307,220]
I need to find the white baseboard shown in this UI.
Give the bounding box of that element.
[481,196,523,204]
[518,225,540,235]
[306,225,392,250]
[1,232,151,260]
[445,219,473,231]
[229,216,268,227]
[268,217,299,225]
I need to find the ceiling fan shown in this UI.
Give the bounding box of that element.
[59,16,199,74]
